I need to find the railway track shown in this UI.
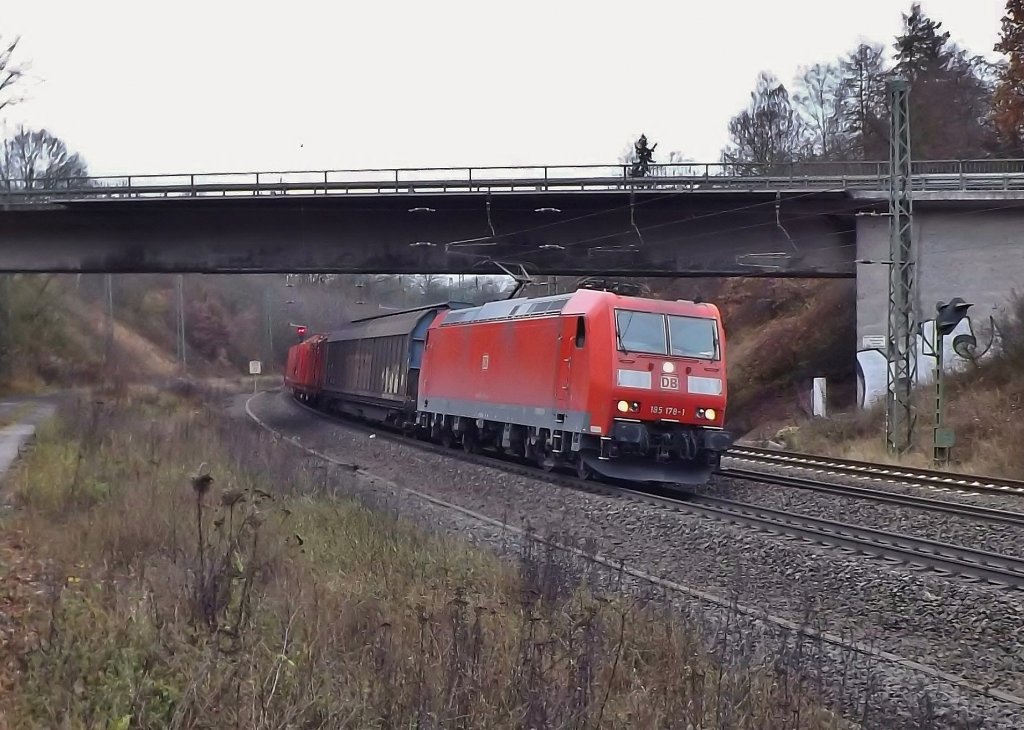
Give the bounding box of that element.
[687,494,1024,589]
[719,467,1024,528]
[272,392,1024,591]
[726,446,1024,497]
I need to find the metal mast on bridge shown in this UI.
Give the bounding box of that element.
[886,78,916,454]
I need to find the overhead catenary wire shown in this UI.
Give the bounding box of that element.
[497,194,1024,264]
[441,183,860,250]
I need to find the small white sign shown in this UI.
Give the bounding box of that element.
[862,335,886,350]
[249,360,262,375]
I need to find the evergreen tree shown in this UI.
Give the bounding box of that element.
[894,2,953,80]
[839,43,890,159]
[892,3,997,158]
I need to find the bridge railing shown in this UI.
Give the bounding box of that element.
[4,160,1024,202]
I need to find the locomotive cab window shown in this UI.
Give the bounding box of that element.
[615,309,720,361]
[668,315,719,360]
[615,310,667,355]
[574,317,586,348]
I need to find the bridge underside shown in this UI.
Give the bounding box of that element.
[0,191,859,277]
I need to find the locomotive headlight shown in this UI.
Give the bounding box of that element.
[662,361,676,373]
[617,400,630,413]
[630,401,640,412]
[704,408,717,420]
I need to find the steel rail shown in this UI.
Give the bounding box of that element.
[687,495,1024,589]
[727,446,1024,497]
[719,467,1024,527]
[275,392,1024,590]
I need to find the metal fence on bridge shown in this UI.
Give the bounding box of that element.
[5,159,1024,202]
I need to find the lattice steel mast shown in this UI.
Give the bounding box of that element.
[886,78,916,454]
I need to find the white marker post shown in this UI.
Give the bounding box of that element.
[249,360,262,393]
[812,377,827,418]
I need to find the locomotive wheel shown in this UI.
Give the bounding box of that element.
[576,456,592,481]
[441,431,454,449]
[462,431,478,454]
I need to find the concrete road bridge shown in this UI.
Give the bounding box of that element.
[1,159,1024,279]
[2,157,1024,409]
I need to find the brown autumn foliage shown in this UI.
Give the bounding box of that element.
[994,0,1024,150]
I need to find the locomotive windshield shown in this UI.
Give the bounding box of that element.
[615,311,666,354]
[615,310,719,360]
[668,315,718,359]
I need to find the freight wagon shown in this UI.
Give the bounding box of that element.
[284,333,327,403]
[318,303,470,425]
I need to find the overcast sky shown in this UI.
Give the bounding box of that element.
[0,0,1008,176]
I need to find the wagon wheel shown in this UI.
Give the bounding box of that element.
[576,456,592,481]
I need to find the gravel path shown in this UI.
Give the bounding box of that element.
[242,389,1024,730]
[0,395,59,486]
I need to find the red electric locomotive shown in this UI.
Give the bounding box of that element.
[283,286,732,487]
[415,288,732,485]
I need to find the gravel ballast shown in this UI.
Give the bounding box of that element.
[241,390,1024,730]
[721,453,1024,513]
[702,473,1024,560]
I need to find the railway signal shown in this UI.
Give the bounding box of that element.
[935,298,972,336]
[932,297,973,465]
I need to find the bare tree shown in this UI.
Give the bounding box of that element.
[0,35,25,115]
[618,141,638,166]
[650,150,700,177]
[793,62,850,160]
[721,72,807,175]
[0,36,26,378]
[1,127,89,189]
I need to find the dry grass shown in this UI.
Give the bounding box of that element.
[0,274,284,398]
[640,277,858,436]
[0,385,850,729]
[709,279,857,434]
[780,295,1024,478]
[0,372,50,397]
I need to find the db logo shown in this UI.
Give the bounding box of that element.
[660,375,679,390]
